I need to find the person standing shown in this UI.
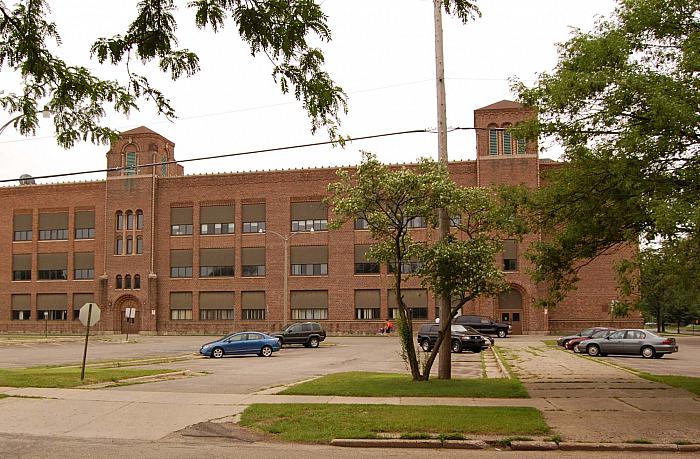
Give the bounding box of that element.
[385,319,393,334]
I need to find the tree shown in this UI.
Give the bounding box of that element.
[512,0,700,307]
[0,0,347,147]
[328,153,516,381]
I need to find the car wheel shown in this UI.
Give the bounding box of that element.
[641,346,655,359]
[653,354,664,359]
[451,339,462,353]
[573,346,580,353]
[308,337,320,348]
[497,330,507,338]
[420,339,431,352]
[587,344,600,357]
[562,339,570,348]
[260,345,273,357]
[211,347,224,359]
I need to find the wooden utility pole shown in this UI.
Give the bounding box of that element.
[433,0,452,379]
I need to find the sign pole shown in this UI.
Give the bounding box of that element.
[80,304,92,381]
[126,309,130,342]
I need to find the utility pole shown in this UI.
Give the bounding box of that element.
[433,0,452,379]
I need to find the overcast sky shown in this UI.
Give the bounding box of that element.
[0,0,618,185]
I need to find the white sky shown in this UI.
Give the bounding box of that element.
[0,0,618,185]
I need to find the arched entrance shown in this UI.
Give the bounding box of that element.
[498,287,524,334]
[114,295,141,334]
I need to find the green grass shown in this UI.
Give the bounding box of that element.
[543,340,558,347]
[636,373,700,396]
[0,394,8,400]
[280,371,528,398]
[240,404,549,443]
[0,367,176,388]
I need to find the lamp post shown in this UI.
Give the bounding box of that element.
[264,228,310,328]
[0,108,51,136]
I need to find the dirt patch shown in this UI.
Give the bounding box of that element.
[174,421,271,443]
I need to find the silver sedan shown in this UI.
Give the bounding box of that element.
[575,329,678,358]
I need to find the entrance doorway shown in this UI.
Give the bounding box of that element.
[498,287,524,334]
[119,299,140,334]
[500,310,523,335]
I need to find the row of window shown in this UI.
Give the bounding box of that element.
[115,274,141,290]
[488,124,527,156]
[115,236,144,255]
[13,211,95,242]
[115,210,144,231]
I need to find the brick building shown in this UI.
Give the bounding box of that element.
[0,101,641,335]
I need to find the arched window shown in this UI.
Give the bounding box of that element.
[125,274,132,289]
[136,236,143,254]
[116,275,123,289]
[502,124,512,155]
[125,149,137,176]
[134,274,141,289]
[136,210,144,229]
[115,237,123,255]
[116,211,123,230]
[126,236,133,255]
[498,288,522,309]
[488,124,498,155]
[126,210,134,230]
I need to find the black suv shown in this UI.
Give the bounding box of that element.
[453,315,511,338]
[271,322,326,348]
[416,324,484,353]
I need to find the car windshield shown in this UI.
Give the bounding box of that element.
[591,329,612,338]
[452,325,478,334]
[580,328,594,336]
[644,330,660,338]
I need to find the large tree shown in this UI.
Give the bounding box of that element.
[0,0,347,147]
[328,153,517,381]
[513,0,700,307]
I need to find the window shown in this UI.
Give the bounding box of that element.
[170,249,193,278]
[136,236,143,254]
[37,253,67,280]
[241,247,265,277]
[125,274,132,289]
[199,292,235,320]
[161,156,168,176]
[75,211,95,239]
[503,240,518,271]
[498,288,522,309]
[405,216,427,228]
[199,248,235,277]
[200,205,234,235]
[354,245,379,274]
[126,236,133,255]
[115,237,123,255]
[116,275,123,289]
[355,290,380,320]
[242,203,266,233]
[12,310,31,320]
[125,150,137,175]
[291,290,328,320]
[126,211,134,230]
[292,308,328,320]
[609,330,626,340]
[134,274,141,289]
[290,201,327,232]
[517,138,526,154]
[39,212,68,240]
[171,207,193,236]
[74,268,94,280]
[503,129,512,155]
[354,218,369,230]
[489,127,498,155]
[116,211,124,230]
[73,293,94,320]
[136,210,144,229]
[450,215,461,227]
[11,294,30,320]
[12,254,31,281]
[242,291,266,320]
[388,260,422,274]
[242,221,265,233]
[170,292,192,320]
[37,293,67,320]
[13,214,32,241]
[290,246,328,276]
[388,289,427,320]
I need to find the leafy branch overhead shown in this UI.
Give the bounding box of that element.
[0,0,347,147]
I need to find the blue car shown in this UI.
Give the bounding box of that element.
[200,331,281,358]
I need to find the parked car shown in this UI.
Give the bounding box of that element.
[200,331,281,358]
[452,324,494,347]
[453,315,511,338]
[270,322,326,348]
[557,327,610,348]
[417,324,485,353]
[575,329,678,358]
[566,328,616,352]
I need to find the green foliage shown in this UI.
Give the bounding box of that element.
[512,0,700,307]
[0,0,346,147]
[240,404,549,443]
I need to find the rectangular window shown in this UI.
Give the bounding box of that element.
[241,247,265,277]
[242,265,266,277]
[503,239,518,271]
[355,308,381,320]
[388,289,427,320]
[290,201,327,232]
[355,290,380,320]
[242,291,265,320]
[38,253,68,280]
[170,249,193,278]
[291,308,328,320]
[13,214,32,241]
[517,138,526,154]
[290,246,328,276]
[489,129,498,155]
[37,293,67,320]
[354,245,379,274]
[75,211,95,239]
[503,130,512,155]
[12,254,31,281]
[12,294,31,320]
[405,216,427,228]
[199,291,234,320]
[242,203,266,233]
[73,293,94,319]
[388,261,422,274]
[354,218,369,230]
[389,308,428,320]
[170,207,193,236]
[12,310,31,320]
[291,290,328,320]
[39,212,68,240]
[171,309,193,320]
[73,252,94,281]
[199,309,235,320]
[170,292,192,320]
[74,269,95,280]
[199,248,235,277]
[200,205,235,235]
[450,215,461,227]
[125,151,137,175]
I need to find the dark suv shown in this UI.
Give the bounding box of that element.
[453,315,511,338]
[271,322,326,348]
[416,324,484,353]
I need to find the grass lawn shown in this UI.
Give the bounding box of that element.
[240,404,549,443]
[543,340,558,346]
[280,371,528,398]
[636,373,700,397]
[0,394,7,400]
[0,367,176,388]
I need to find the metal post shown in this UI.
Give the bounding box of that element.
[80,304,92,381]
[44,311,48,338]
